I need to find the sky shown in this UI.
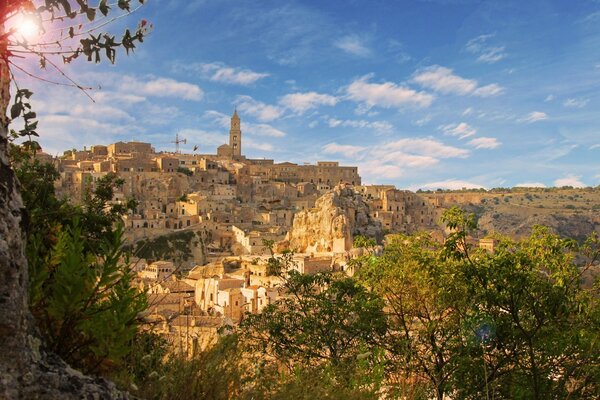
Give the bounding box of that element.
[10,0,600,190]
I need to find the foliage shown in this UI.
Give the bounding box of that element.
[355,207,600,399]
[127,229,209,264]
[177,166,193,176]
[34,221,146,373]
[11,149,145,374]
[240,268,387,400]
[357,231,468,400]
[353,234,377,249]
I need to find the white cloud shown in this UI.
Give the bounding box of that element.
[175,62,269,86]
[234,95,283,122]
[414,115,432,126]
[590,144,600,150]
[468,137,501,149]
[346,75,434,109]
[334,35,372,57]
[244,123,286,138]
[563,98,589,108]
[279,92,338,114]
[409,179,487,191]
[204,110,231,127]
[465,34,507,63]
[412,65,504,97]
[545,94,555,102]
[472,83,504,97]
[322,143,366,158]
[385,138,469,159]
[120,76,203,101]
[327,118,393,133]
[462,107,474,116]
[515,182,547,188]
[94,91,146,105]
[554,175,586,188]
[519,111,548,123]
[244,139,274,152]
[322,137,469,180]
[440,122,477,139]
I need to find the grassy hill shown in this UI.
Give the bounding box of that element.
[419,186,600,241]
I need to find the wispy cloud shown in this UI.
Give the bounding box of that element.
[174,61,269,85]
[323,137,469,179]
[515,182,547,188]
[563,98,589,108]
[244,139,275,151]
[554,175,586,188]
[468,137,501,149]
[327,118,393,134]
[120,76,203,101]
[234,95,283,122]
[465,34,507,63]
[279,92,338,114]
[346,74,434,109]
[519,111,548,123]
[412,65,504,97]
[322,143,366,157]
[244,123,286,137]
[440,122,477,139]
[334,35,372,57]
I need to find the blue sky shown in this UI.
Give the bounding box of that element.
[12,0,600,189]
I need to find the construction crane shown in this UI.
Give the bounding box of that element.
[171,133,187,154]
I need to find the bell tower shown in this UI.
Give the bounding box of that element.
[229,109,242,157]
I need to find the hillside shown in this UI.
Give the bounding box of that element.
[419,187,600,241]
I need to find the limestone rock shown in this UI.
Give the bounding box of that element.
[287,185,382,253]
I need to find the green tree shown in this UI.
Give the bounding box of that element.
[450,226,600,399]
[357,232,469,400]
[356,207,600,399]
[10,151,146,374]
[1,1,149,391]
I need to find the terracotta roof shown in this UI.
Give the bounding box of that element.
[160,280,194,293]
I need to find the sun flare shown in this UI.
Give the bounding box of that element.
[15,16,40,41]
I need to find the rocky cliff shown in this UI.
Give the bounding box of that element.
[287,185,382,253]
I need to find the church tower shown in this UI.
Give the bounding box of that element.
[229,109,242,157]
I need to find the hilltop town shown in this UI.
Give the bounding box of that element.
[27,111,443,352]
[31,111,600,354]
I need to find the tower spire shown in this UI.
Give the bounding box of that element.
[229,110,241,157]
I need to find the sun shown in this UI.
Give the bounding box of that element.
[15,15,40,42]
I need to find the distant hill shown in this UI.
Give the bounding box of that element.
[418,187,600,241]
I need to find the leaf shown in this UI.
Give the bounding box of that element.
[68,26,74,38]
[99,0,110,16]
[26,121,39,131]
[118,0,131,11]
[10,103,23,120]
[58,0,72,16]
[23,111,37,120]
[86,7,96,21]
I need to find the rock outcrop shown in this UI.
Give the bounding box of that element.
[287,185,382,253]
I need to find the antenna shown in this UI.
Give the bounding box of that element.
[171,133,187,154]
